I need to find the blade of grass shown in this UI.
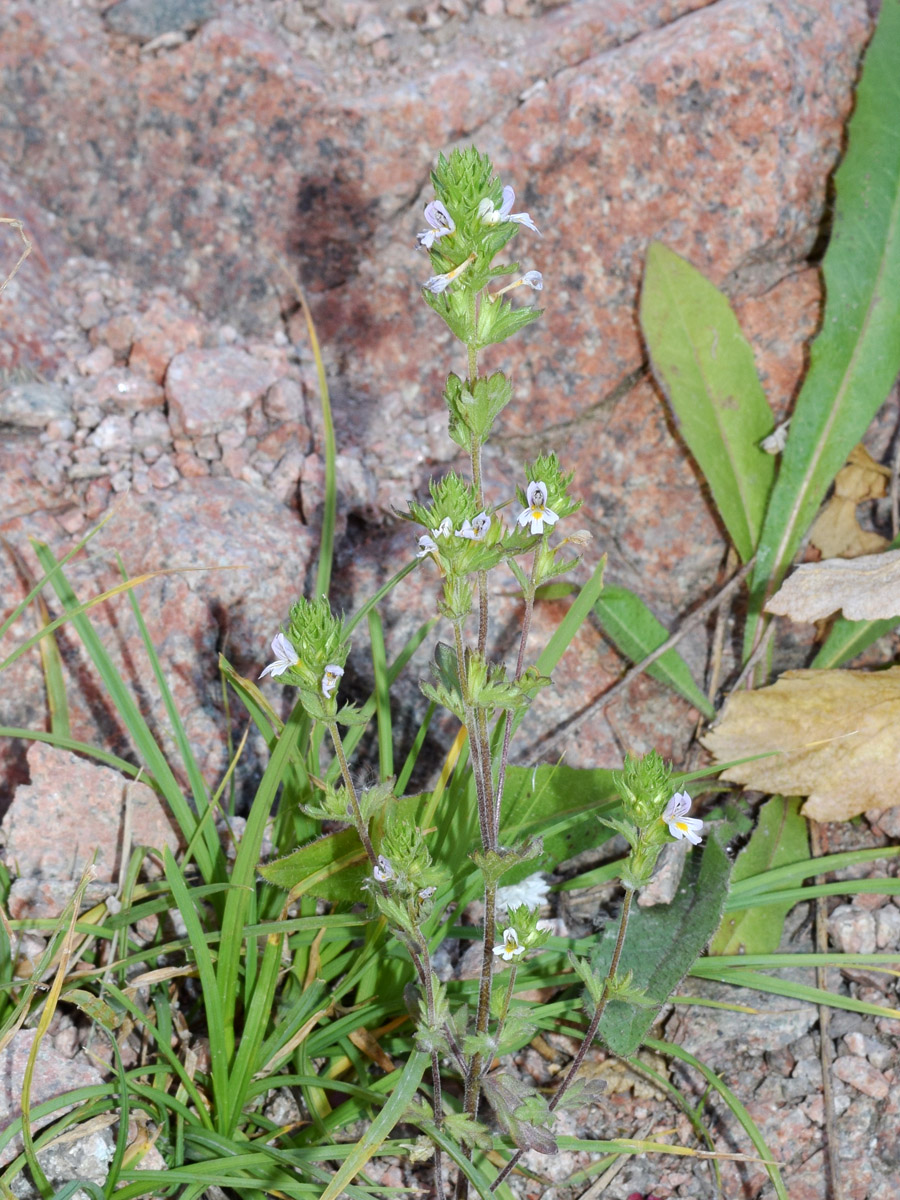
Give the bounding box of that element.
[0,728,154,784]
[689,963,900,1020]
[21,866,97,1198]
[314,1051,428,1200]
[224,927,284,1132]
[748,0,900,632]
[275,266,336,599]
[217,697,309,1056]
[731,844,900,897]
[31,544,222,882]
[536,554,606,677]
[0,509,115,645]
[118,554,208,810]
[162,849,230,1132]
[368,609,393,778]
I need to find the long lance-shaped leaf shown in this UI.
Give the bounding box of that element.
[640,241,775,563]
[749,1,900,627]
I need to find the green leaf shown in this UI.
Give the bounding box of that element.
[593,821,734,1057]
[811,612,900,669]
[640,241,775,562]
[594,585,715,718]
[709,796,809,955]
[259,828,369,900]
[259,793,426,901]
[750,0,900,613]
[498,763,621,880]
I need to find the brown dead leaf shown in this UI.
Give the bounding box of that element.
[702,667,900,820]
[809,444,889,559]
[765,548,900,623]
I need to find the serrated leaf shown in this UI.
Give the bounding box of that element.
[749,0,900,616]
[640,242,775,562]
[592,822,734,1057]
[710,795,809,955]
[594,585,715,718]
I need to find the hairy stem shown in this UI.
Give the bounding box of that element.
[327,721,378,867]
[462,877,497,1121]
[493,550,540,840]
[490,887,635,1191]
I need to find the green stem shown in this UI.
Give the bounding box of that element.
[462,877,497,1119]
[493,549,540,840]
[327,721,378,867]
[452,619,493,847]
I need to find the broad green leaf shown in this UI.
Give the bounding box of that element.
[709,796,808,955]
[592,821,734,1057]
[499,763,620,872]
[259,793,424,901]
[259,827,370,900]
[749,1,900,618]
[640,241,775,562]
[594,585,715,718]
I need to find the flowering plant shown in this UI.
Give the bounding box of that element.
[258,148,715,1197]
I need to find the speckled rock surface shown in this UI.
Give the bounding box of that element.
[1,741,182,917]
[1,3,898,1195]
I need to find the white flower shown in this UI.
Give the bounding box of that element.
[662,791,704,846]
[492,927,526,962]
[320,663,344,699]
[497,871,550,912]
[522,270,543,290]
[260,631,299,679]
[373,854,394,883]
[432,516,453,539]
[416,200,455,249]
[516,480,560,535]
[478,185,540,235]
[418,886,436,901]
[423,251,476,294]
[424,272,453,295]
[455,511,490,540]
[416,534,438,558]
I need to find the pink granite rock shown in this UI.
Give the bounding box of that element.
[0,1028,107,1167]
[2,742,182,918]
[165,347,279,438]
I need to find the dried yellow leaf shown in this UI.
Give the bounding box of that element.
[808,444,889,560]
[765,548,900,622]
[702,668,900,820]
